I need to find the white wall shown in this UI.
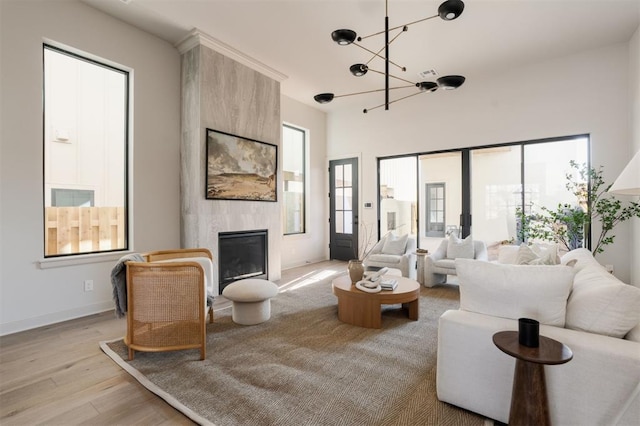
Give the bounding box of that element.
[0,1,182,335]
[630,26,640,286]
[327,43,635,283]
[281,95,328,269]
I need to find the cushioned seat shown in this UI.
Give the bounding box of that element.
[222,279,279,325]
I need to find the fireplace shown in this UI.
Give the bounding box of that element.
[218,229,268,292]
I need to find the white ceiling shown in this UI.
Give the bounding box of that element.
[83,0,640,113]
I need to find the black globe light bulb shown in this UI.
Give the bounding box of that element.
[331,29,357,45]
[314,93,335,104]
[438,0,465,21]
[350,64,368,76]
[437,75,466,90]
[417,81,438,92]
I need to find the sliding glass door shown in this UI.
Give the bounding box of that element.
[471,146,522,244]
[379,157,417,239]
[418,152,462,253]
[377,135,590,258]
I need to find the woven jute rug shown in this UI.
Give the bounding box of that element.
[101,271,488,426]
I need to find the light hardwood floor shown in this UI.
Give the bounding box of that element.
[0,260,346,425]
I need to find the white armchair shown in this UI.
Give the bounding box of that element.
[363,233,416,278]
[423,237,487,287]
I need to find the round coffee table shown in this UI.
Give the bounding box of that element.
[331,274,420,328]
[493,331,573,426]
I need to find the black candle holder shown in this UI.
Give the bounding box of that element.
[518,318,540,347]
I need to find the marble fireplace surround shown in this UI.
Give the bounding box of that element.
[178,30,286,295]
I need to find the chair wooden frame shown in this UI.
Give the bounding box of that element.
[124,248,213,360]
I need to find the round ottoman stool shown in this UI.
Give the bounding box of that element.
[222,279,279,325]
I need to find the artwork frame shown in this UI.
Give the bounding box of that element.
[205,128,277,202]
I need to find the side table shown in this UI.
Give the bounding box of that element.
[414,251,428,286]
[493,330,573,426]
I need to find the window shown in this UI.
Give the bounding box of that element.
[378,135,589,254]
[43,44,129,257]
[282,124,306,234]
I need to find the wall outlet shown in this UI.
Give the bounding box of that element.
[84,279,94,292]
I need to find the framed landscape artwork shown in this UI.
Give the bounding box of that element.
[205,128,277,202]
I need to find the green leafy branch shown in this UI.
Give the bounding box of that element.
[518,161,640,255]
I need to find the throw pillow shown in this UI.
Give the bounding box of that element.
[447,234,474,259]
[515,243,538,265]
[565,265,640,338]
[497,244,519,264]
[531,243,560,265]
[369,233,389,255]
[515,243,558,265]
[455,259,575,326]
[381,233,408,255]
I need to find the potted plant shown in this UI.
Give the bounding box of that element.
[348,222,377,284]
[518,161,640,255]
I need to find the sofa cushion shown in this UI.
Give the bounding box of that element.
[381,233,408,255]
[447,235,474,259]
[566,265,640,338]
[455,259,575,326]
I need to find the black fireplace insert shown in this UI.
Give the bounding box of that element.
[218,229,268,292]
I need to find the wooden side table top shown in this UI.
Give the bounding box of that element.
[493,331,573,365]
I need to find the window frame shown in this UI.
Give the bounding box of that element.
[42,43,131,258]
[282,123,307,236]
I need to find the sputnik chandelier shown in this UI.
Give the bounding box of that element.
[314,0,465,113]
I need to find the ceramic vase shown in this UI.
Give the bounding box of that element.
[348,259,364,284]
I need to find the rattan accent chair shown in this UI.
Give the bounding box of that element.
[124,248,214,360]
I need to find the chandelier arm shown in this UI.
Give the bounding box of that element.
[334,84,414,99]
[353,43,405,71]
[364,27,407,68]
[366,68,415,85]
[358,14,439,40]
[364,89,427,113]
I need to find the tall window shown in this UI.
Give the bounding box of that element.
[43,44,129,257]
[282,124,306,234]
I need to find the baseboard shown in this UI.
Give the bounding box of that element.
[0,301,114,336]
[281,257,330,270]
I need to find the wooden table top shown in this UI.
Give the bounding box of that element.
[493,330,573,365]
[332,274,420,302]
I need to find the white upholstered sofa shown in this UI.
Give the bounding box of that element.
[362,233,416,278]
[436,248,640,425]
